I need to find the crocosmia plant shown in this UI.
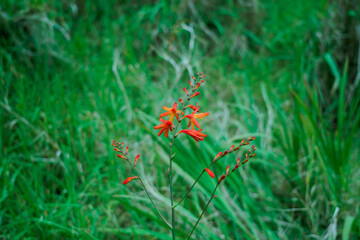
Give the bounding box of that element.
[112,73,257,239]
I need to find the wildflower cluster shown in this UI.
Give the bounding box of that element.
[154,73,209,142]
[112,72,258,239]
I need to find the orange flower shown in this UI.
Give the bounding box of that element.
[117,154,127,159]
[222,150,228,157]
[178,129,207,142]
[123,176,139,185]
[214,151,223,161]
[194,84,201,90]
[134,154,140,167]
[229,145,234,151]
[154,118,175,137]
[190,92,200,99]
[218,174,226,183]
[204,168,215,178]
[185,103,199,111]
[182,111,209,129]
[160,102,183,122]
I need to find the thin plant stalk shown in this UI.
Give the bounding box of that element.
[173,169,205,209]
[186,183,220,239]
[125,157,172,229]
[168,95,192,239]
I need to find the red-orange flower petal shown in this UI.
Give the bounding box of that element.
[190,92,200,98]
[189,81,193,87]
[126,146,129,154]
[226,165,230,175]
[117,154,127,159]
[134,154,140,167]
[185,104,199,111]
[183,88,188,95]
[229,145,234,151]
[222,150,228,157]
[218,174,226,183]
[154,118,174,137]
[204,168,215,178]
[182,109,208,129]
[214,151,223,161]
[178,129,207,142]
[123,176,139,185]
[160,102,183,122]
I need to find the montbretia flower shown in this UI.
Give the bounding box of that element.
[218,174,226,183]
[182,111,209,129]
[222,150,228,157]
[160,102,183,122]
[190,92,200,99]
[214,151,223,161]
[154,118,175,137]
[185,103,199,112]
[177,129,207,142]
[204,168,215,178]
[134,154,140,167]
[123,176,139,185]
[226,165,230,175]
[117,154,127,159]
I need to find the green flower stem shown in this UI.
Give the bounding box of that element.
[173,169,206,209]
[186,183,220,240]
[126,158,172,229]
[168,95,192,240]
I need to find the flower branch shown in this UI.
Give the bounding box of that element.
[186,146,257,239]
[112,141,172,229]
[173,136,256,209]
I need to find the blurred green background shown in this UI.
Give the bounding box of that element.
[1,0,359,239]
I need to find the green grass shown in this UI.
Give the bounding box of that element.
[1,0,359,239]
